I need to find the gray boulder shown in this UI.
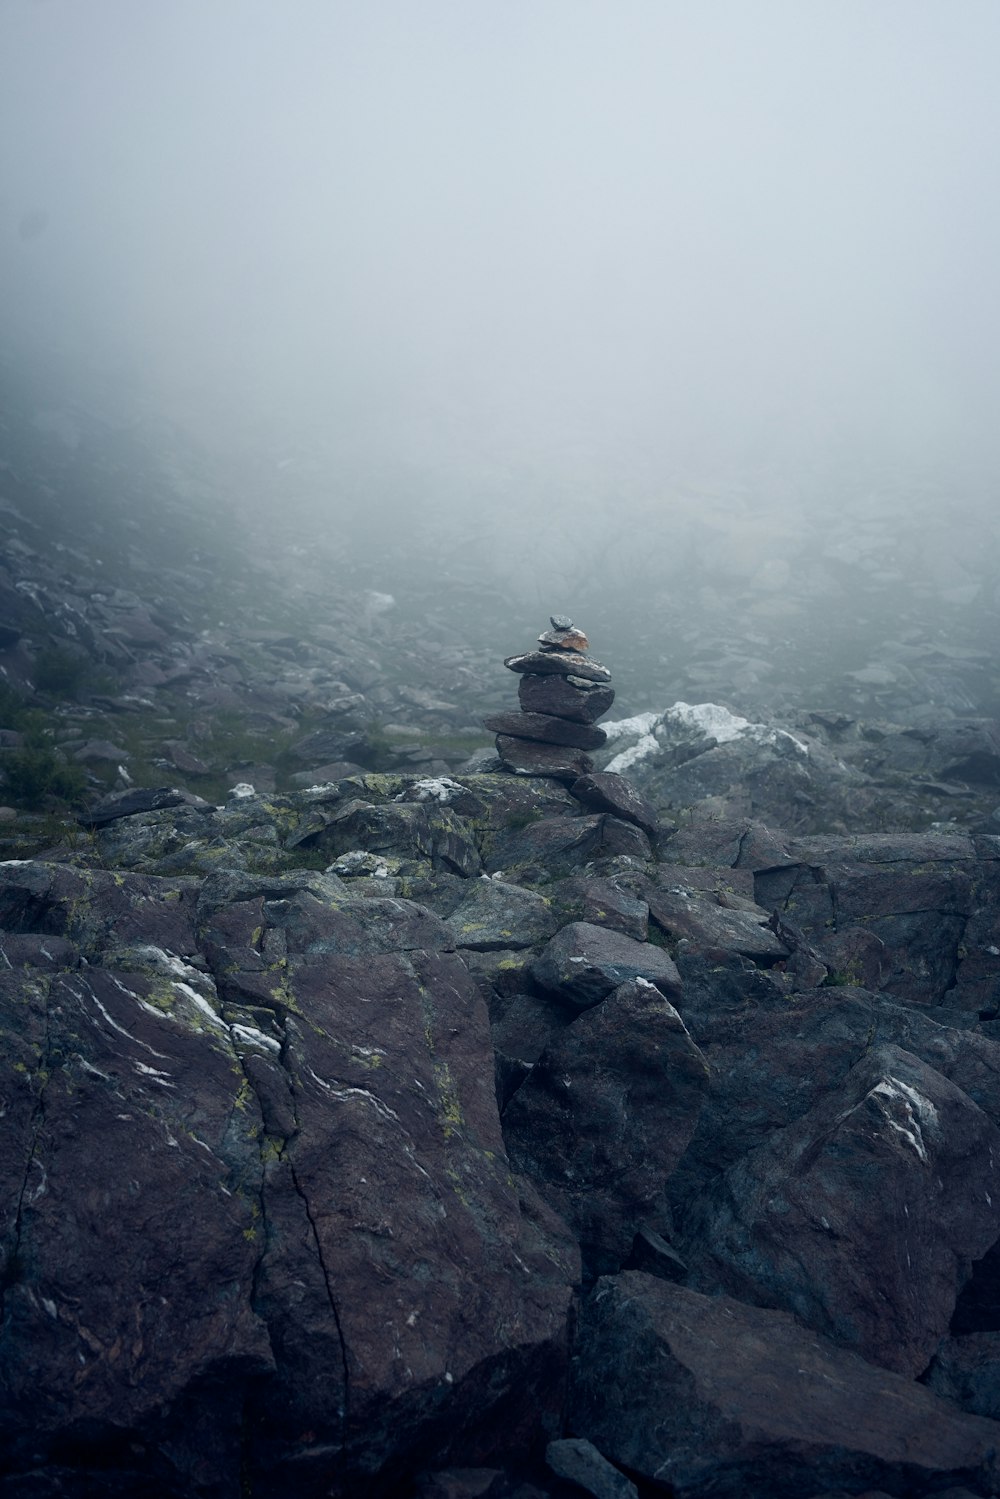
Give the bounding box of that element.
[570,1273,1000,1498]
[530,921,681,1008]
[504,979,707,1269]
[686,1043,1000,1375]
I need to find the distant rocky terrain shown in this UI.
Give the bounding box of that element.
[2,353,1000,1497]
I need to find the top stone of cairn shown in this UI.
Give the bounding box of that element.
[537,615,589,654]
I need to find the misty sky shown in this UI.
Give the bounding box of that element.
[2,1,999,514]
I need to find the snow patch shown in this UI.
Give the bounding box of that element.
[601,700,809,774]
[603,712,662,774]
[665,701,808,755]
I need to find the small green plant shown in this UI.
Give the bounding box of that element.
[3,743,87,808]
[1,713,87,809]
[0,681,33,730]
[33,646,91,698]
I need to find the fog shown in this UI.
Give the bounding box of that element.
[2,0,999,615]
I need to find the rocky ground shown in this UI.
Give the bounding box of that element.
[2,357,1000,1497]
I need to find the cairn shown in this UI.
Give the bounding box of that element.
[484,615,615,779]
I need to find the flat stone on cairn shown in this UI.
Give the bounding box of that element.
[519,673,615,724]
[490,616,615,780]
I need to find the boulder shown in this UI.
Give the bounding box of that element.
[664,957,1000,1218]
[646,882,787,960]
[569,1274,1000,1498]
[445,880,558,951]
[530,922,681,1008]
[686,1044,1000,1375]
[550,875,649,941]
[753,834,999,1008]
[0,966,275,1491]
[0,860,201,960]
[0,913,577,1494]
[569,771,660,836]
[315,799,482,878]
[503,979,708,1270]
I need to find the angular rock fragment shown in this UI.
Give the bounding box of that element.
[504,978,707,1267]
[483,813,610,878]
[0,859,201,959]
[646,882,788,960]
[504,650,611,682]
[551,875,649,940]
[79,784,215,826]
[518,672,615,723]
[495,735,594,781]
[483,710,607,749]
[531,920,681,1007]
[686,1043,1000,1374]
[569,771,659,835]
[570,1274,1000,1498]
[316,798,482,876]
[546,1438,638,1499]
[445,879,558,951]
[752,833,985,1008]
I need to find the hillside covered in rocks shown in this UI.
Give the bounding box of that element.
[2,363,1000,1499]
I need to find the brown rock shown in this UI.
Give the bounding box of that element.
[538,626,589,653]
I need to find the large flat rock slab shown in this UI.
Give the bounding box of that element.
[570,1273,1000,1498]
[483,711,607,750]
[495,735,594,781]
[504,651,611,683]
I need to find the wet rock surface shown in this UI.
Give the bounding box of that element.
[569,1274,1000,1499]
[3,762,1000,1497]
[4,753,999,1496]
[2,393,1000,1495]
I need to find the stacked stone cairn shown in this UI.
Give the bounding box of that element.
[484,615,614,779]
